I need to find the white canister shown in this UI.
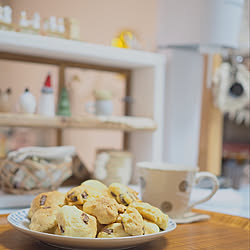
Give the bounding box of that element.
[85,89,113,116]
[94,150,132,186]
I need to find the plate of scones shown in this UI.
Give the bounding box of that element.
[8,180,176,249]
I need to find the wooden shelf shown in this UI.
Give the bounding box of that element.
[0,113,157,132]
[0,30,166,161]
[0,31,165,71]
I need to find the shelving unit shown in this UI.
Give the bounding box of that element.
[0,30,166,162]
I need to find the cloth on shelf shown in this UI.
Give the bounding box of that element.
[8,146,76,163]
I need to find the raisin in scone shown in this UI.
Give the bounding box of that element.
[108,183,140,206]
[129,201,168,230]
[56,205,97,237]
[29,206,59,233]
[120,207,144,236]
[143,219,160,234]
[28,191,65,219]
[83,197,126,224]
[97,223,130,238]
[65,185,103,206]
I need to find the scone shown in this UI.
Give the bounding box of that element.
[120,207,144,236]
[28,191,65,219]
[116,214,122,223]
[130,201,168,230]
[56,205,97,237]
[83,197,126,224]
[143,219,160,234]
[81,179,108,192]
[29,206,59,233]
[65,185,103,206]
[97,223,130,238]
[108,183,140,206]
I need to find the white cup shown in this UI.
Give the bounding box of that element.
[137,162,219,219]
[85,100,113,116]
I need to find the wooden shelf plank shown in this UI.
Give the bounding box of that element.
[0,113,157,132]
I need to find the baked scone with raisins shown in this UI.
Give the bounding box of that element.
[120,206,144,236]
[116,214,122,223]
[56,205,97,237]
[108,183,140,206]
[81,179,108,192]
[65,185,104,206]
[28,191,65,219]
[83,197,126,224]
[29,206,60,233]
[130,201,168,230]
[143,219,160,234]
[97,223,130,238]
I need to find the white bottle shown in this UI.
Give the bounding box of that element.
[32,12,40,30]
[38,73,55,116]
[19,11,29,27]
[19,88,36,113]
[57,18,65,33]
[49,16,57,32]
[3,6,12,24]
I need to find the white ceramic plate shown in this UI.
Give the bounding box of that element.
[8,208,177,249]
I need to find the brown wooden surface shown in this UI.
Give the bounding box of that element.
[0,210,249,250]
[56,64,66,146]
[0,113,156,132]
[198,55,223,175]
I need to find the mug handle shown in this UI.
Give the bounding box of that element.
[85,102,96,114]
[187,171,219,211]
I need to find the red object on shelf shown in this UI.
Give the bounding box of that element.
[223,143,250,160]
[44,74,52,88]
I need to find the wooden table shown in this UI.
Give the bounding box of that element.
[0,209,249,250]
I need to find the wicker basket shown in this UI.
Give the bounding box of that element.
[0,158,72,194]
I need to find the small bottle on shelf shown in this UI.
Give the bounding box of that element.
[38,73,55,116]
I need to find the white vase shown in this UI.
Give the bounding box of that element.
[19,88,36,114]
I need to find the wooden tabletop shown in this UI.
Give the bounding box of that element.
[0,209,249,250]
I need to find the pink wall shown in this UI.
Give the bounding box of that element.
[10,0,156,50]
[0,0,157,172]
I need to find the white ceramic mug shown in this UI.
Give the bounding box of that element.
[85,100,113,116]
[137,162,219,219]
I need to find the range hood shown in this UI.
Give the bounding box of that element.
[157,0,245,51]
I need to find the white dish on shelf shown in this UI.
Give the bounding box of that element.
[8,208,177,249]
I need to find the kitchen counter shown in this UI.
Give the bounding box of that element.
[0,209,249,250]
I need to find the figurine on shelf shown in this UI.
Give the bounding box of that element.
[32,12,40,30]
[18,11,40,35]
[0,88,12,112]
[111,30,141,50]
[0,5,14,31]
[64,17,81,40]
[49,16,57,32]
[19,11,29,28]
[57,87,71,117]
[38,73,55,116]
[42,16,65,38]
[19,88,36,114]
[57,18,65,34]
